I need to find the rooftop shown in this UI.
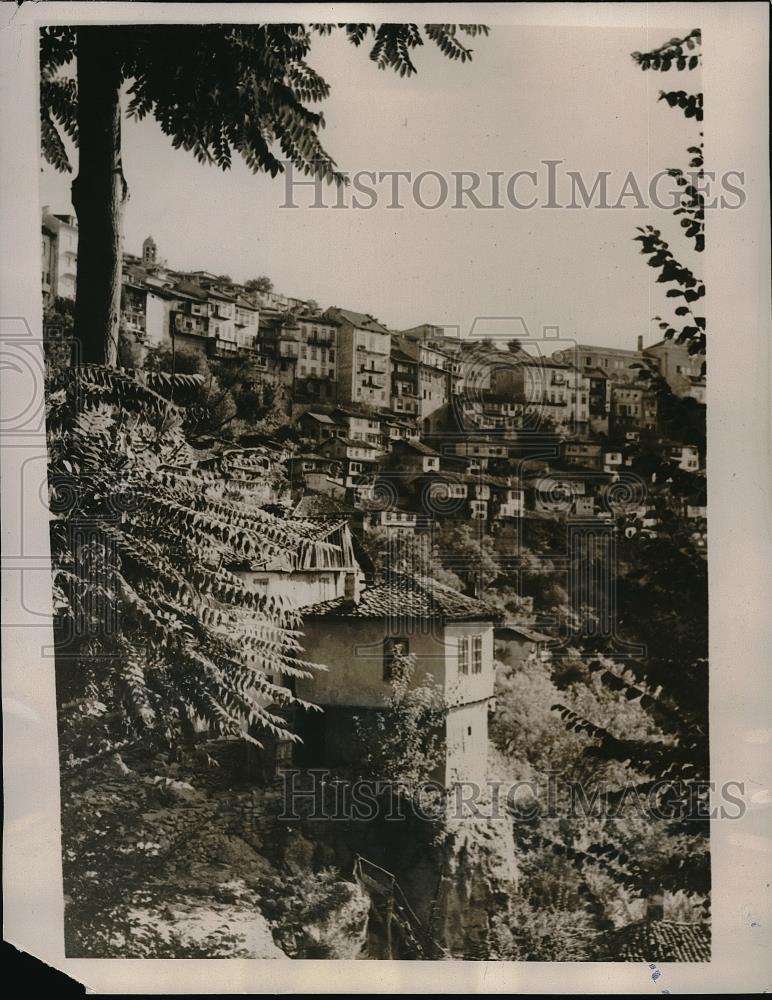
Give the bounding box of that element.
[495,623,553,643]
[303,572,497,623]
[302,412,338,425]
[400,439,440,457]
[293,494,356,518]
[326,307,389,335]
[603,920,710,963]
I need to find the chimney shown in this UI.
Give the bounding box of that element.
[343,570,360,604]
[645,891,665,922]
[637,334,644,352]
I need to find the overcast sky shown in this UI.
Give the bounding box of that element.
[40,24,702,349]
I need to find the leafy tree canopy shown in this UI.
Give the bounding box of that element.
[41,23,489,182]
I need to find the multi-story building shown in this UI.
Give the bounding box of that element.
[41,207,78,301]
[389,438,441,475]
[326,308,391,410]
[297,571,498,788]
[457,389,525,434]
[232,296,260,351]
[256,307,300,387]
[318,435,384,488]
[518,358,591,435]
[588,368,612,435]
[332,407,383,447]
[234,519,363,612]
[490,479,525,520]
[390,348,420,418]
[568,342,644,381]
[163,281,259,359]
[364,509,419,537]
[644,338,706,402]
[450,436,511,467]
[399,324,465,396]
[121,270,180,353]
[382,414,418,448]
[664,442,701,473]
[609,380,658,438]
[294,312,339,403]
[563,441,604,470]
[395,334,455,434]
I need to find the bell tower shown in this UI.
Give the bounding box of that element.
[142,235,158,265]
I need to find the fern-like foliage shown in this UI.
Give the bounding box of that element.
[39,23,488,179]
[48,365,328,765]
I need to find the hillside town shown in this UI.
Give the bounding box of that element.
[43,211,707,789]
[43,209,709,961]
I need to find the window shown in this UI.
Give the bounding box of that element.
[383,636,409,680]
[472,635,483,673]
[458,636,469,674]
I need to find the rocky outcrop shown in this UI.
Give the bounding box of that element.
[299,880,370,959]
[125,883,287,958]
[430,815,518,958]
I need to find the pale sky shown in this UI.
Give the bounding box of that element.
[40,25,702,349]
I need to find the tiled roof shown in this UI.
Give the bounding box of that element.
[410,469,466,485]
[401,440,440,456]
[294,495,354,518]
[323,437,382,451]
[604,920,710,963]
[326,308,389,334]
[302,412,337,424]
[303,572,497,623]
[575,343,642,357]
[172,280,209,301]
[495,623,552,643]
[333,405,381,422]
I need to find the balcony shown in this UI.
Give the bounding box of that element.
[208,338,239,358]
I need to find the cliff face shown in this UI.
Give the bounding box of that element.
[429,816,518,958]
[297,807,519,960]
[66,748,516,960]
[298,881,371,959]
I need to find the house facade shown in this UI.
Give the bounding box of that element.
[297,573,497,788]
[327,308,392,410]
[41,208,78,302]
[644,338,706,400]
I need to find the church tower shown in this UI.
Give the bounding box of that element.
[142,235,158,265]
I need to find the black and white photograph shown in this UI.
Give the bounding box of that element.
[1,2,770,993]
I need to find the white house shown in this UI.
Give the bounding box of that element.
[297,572,498,788]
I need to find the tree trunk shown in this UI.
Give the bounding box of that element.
[71,27,128,367]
